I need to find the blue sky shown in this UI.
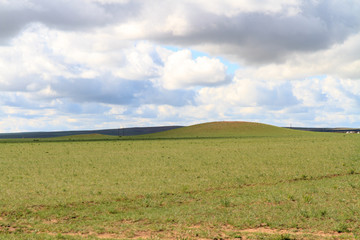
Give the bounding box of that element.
[1,0,360,132]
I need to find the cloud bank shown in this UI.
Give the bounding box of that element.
[1,0,360,132]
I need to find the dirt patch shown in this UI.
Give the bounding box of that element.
[2,222,356,239]
[41,230,165,239]
[96,233,121,239]
[28,204,46,212]
[0,224,20,234]
[238,227,354,238]
[43,219,59,224]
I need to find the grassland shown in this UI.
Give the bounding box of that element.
[0,122,360,239]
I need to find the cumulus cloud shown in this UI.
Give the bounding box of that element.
[0,0,138,42]
[194,76,360,127]
[50,76,195,107]
[161,49,229,89]
[198,77,299,109]
[116,0,360,64]
[3,0,360,64]
[0,23,197,122]
[238,32,360,81]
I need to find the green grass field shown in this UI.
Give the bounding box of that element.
[0,122,360,239]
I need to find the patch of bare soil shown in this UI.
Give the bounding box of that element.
[41,230,168,239]
[1,221,356,239]
[0,224,19,233]
[237,226,355,239]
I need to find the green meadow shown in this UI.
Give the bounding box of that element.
[0,122,360,239]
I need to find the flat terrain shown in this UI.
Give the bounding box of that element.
[0,122,359,239]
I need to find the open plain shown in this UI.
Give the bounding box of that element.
[0,122,359,239]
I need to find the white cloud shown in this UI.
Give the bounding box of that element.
[237,32,360,81]
[292,78,327,107]
[198,76,298,108]
[130,0,360,65]
[161,49,228,89]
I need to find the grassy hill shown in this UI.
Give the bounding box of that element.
[137,121,307,139]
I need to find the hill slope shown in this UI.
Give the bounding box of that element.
[137,121,305,139]
[0,126,183,139]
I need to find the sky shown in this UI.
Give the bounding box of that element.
[1,0,360,133]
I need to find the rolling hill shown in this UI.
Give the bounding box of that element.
[135,121,305,139]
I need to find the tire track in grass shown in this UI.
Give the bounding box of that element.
[180,171,360,196]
